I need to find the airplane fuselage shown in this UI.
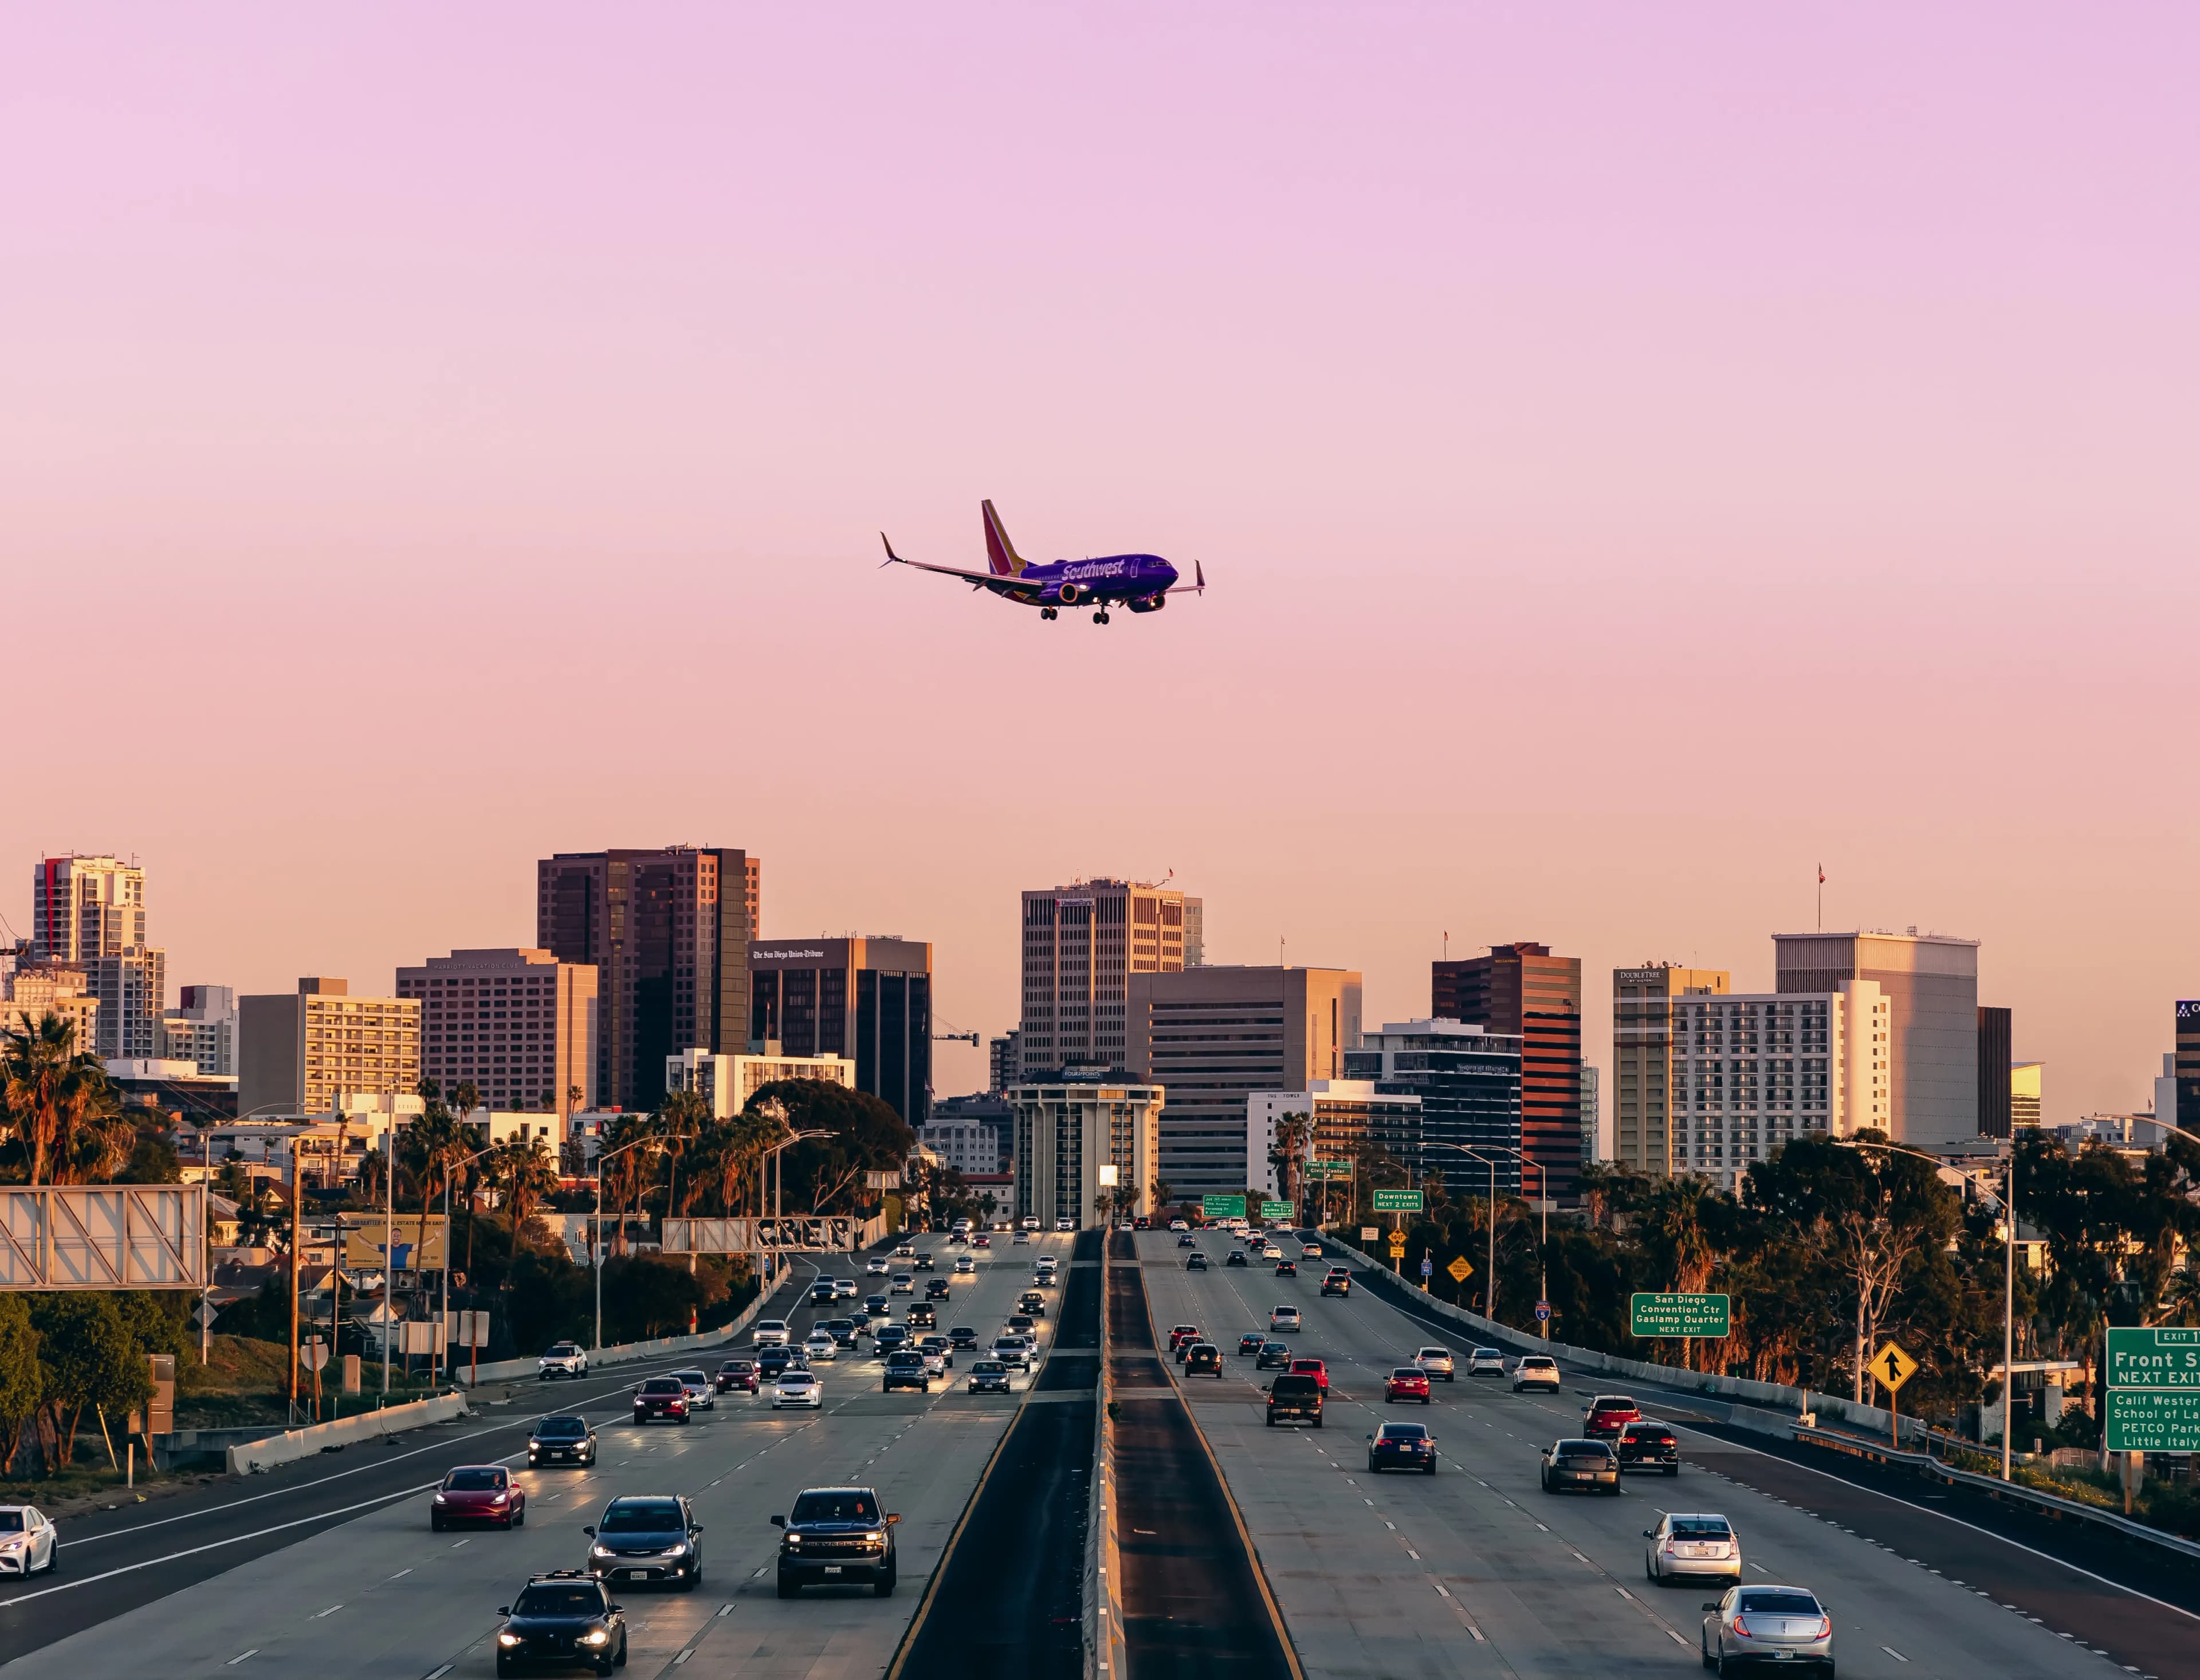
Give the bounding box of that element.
[986,553,1179,612]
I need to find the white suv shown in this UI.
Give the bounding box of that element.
[539,1341,588,1380]
[752,1320,791,1348]
[1512,1354,1561,1392]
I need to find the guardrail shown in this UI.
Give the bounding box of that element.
[228,1391,469,1474]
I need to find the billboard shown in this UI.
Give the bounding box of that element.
[660,1216,859,1252]
[344,1217,449,1272]
[0,1186,206,1291]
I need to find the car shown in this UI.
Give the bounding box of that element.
[1264,1371,1324,1427]
[1018,1291,1047,1317]
[1168,1324,1202,1352]
[1466,1347,1506,1378]
[1184,1342,1224,1376]
[773,1370,824,1410]
[1584,1395,1643,1440]
[874,1324,910,1355]
[1274,1258,1298,1277]
[586,1495,704,1590]
[1270,1307,1301,1332]
[1004,1313,1035,1339]
[1225,1250,1248,1267]
[913,1252,934,1271]
[1036,1253,1059,1272]
[753,1320,790,1348]
[948,1325,979,1349]
[968,1359,1012,1394]
[1539,1438,1621,1495]
[631,1376,690,1425]
[1255,1340,1293,1370]
[1644,1512,1741,1585]
[527,1414,598,1467]
[926,1278,952,1299]
[667,1368,716,1409]
[1319,1268,1350,1297]
[913,1341,947,1376]
[1287,1356,1328,1392]
[822,1317,860,1349]
[918,1334,954,1370]
[0,1506,57,1578]
[756,1346,806,1382]
[1055,1218,1075,1232]
[1012,1232,1030,1245]
[866,1256,891,1275]
[714,1358,759,1395]
[973,1234,991,1248]
[906,1301,938,1329]
[1030,1269,1055,1289]
[1412,1346,1455,1382]
[1700,1585,1834,1675]
[1618,1419,1681,1475]
[1238,1332,1268,1356]
[1168,1219,1189,1232]
[810,1278,839,1305]
[1512,1354,1561,1392]
[882,1351,930,1392]
[1177,1233,1198,1248]
[801,1333,838,1363]
[1022,1216,1042,1230]
[895,1242,917,1257]
[992,1336,1033,1371]
[431,1464,525,1530]
[539,1341,588,1380]
[834,1277,859,1298]
[1187,1252,1209,1271]
[865,1293,891,1317]
[1384,1367,1431,1404]
[1366,1421,1437,1474]
[1301,1242,1322,1260]
[890,1274,915,1295]
[493,1571,627,1677]
[773,1486,899,1598]
[954,1256,976,1275]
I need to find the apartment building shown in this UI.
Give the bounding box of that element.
[163,984,238,1076]
[30,854,146,962]
[1006,1068,1164,1227]
[1613,965,1731,1177]
[239,978,421,1118]
[396,949,599,1119]
[663,1047,854,1119]
[1017,879,1187,1077]
[2,965,99,1051]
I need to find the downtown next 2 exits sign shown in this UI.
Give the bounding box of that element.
[2105,1327,2200,1452]
[1629,1293,1731,1339]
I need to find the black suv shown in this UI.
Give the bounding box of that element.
[882,1351,930,1392]
[913,1252,934,1270]
[906,1301,938,1329]
[875,1324,909,1354]
[773,1486,899,1597]
[822,1317,860,1348]
[925,1278,952,1300]
[1225,1250,1248,1267]
[1264,1372,1324,1427]
[1616,1419,1680,1475]
[631,1377,689,1425]
[584,1496,703,1589]
[495,1571,627,1676]
[756,1347,806,1382]
[527,1415,597,1467]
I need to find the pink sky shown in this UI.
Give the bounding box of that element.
[7,6,2199,1117]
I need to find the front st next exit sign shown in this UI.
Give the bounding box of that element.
[2106,1326,2200,1452]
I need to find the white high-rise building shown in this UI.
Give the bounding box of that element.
[164,984,238,1076]
[32,856,164,1061]
[1018,879,1187,1077]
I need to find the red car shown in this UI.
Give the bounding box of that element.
[973,1234,991,1249]
[1168,1325,1202,1352]
[431,1464,524,1531]
[1583,1394,1641,1439]
[1289,1356,1329,1392]
[1383,1366,1431,1404]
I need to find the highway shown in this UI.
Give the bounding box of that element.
[1134,1229,2190,1680]
[0,1233,1078,1679]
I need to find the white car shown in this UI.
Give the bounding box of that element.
[1301,1242,1322,1261]
[0,1506,58,1576]
[753,1320,791,1347]
[669,1368,716,1409]
[1055,1218,1075,1232]
[772,1371,824,1409]
[833,1277,858,1298]
[895,1242,917,1258]
[538,1341,588,1380]
[1168,1219,1189,1233]
[1512,1355,1562,1392]
[890,1274,915,1295]
[954,1256,976,1275]
[866,1256,891,1275]
[1022,1217,1042,1230]
[1413,1347,1456,1382]
[1466,1348,1506,1377]
[1036,1255,1059,1273]
[1012,1232,1030,1245]
[1270,1307,1302,1332]
[802,1333,838,1362]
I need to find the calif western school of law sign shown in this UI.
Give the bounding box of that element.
[2105,1326,2200,1452]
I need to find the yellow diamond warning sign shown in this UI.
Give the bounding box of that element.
[1445,1256,1473,1283]
[1868,1340,1918,1393]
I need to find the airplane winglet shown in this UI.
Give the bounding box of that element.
[879,532,902,568]
[1195,560,1205,594]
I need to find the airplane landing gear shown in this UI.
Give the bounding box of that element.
[1093,610,1110,624]
[1040,607,1057,620]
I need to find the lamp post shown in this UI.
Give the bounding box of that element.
[592,1128,657,1356]
[435,1137,497,1388]
[1418,1142,1498,1316]
[756,1127,834,1298]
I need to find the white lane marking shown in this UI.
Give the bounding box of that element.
[674,1653,692,1666]
[425,1669,453,1679]
[450,1539,469,1548]
[388,1568,412,1580]
[1667,1631,1688,1647]
[1407,1549,1420,1560]
[717,1603,734,1616]
[226,1654,256,1667]
[1881,1646,1910,1662]
[1616,1587,1633,1600]
[1433,1583,1452,1598]
[313,1603,343,1617]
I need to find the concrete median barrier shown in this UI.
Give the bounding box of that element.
[227,1391,470,1474]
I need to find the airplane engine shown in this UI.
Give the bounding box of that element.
[1126,593,1165,613]
[1056,582,1082,605]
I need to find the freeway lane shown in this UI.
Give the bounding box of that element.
[1,1233,1077,1679]
[1140,1231,2164,1680]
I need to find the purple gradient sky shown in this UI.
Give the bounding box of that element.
[8,6,2199,1116]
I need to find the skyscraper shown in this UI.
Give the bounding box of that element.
[537,847,760,1111]
[988,1032,1021,1095]
[2013,1061,2045,1130]
[748,937,932,1124]
[1128,965,1362,1196]
[1774,931,1979,1151]
[1183,898,1205,967]
[1346,1020,1523,1195]
[1018,880,1187,1077]
[31,855,165,1062]
[1976,1006,2014,1138]
[396,949,599,1118]
[1433,943,1582,1203]
[1612,964,1731,1178]
[1580,1064,1601,1165]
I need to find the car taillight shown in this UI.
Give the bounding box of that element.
[1730,1616,1751,1638]
[1814,1616,1832,1639]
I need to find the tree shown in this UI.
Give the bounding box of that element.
[1267,1110,1313,1217]
[30,1295,152,1470]
[2,1012,80,1186]
[1149,1178,1174,1219]
[744,1081,914,1213]
[654,1089,712,1219]
[0,1297,40,1476]
[495,1136,560,1236]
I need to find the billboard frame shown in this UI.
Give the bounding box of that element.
[0,1185,207,1291]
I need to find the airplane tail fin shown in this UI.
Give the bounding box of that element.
[982,500,1028,576]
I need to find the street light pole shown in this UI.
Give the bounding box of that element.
[592,1129,654,1356]
[1419,1141,1498,1317]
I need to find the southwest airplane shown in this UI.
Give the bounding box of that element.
[881,501,1204,623]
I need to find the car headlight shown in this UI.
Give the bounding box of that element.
[433,1494,446,1505]
[784,1533,802,1546]
[0,1539,21,1551]
[591,1544,615,1559]
[863,1531,885,1544]
[583,1629,610,1646]
[663,1541,688,1557]
[497,1633,521,1647]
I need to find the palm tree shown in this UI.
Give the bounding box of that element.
[2,1013,79,1186]
[1268,1111,1313,1217]
[403,1107,467,1268]
[654,1089,712,1219]
[497,1137,559,1236]
[598,1114,657,1256]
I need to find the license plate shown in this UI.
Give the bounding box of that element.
[622,1569,645,1580]
[824,1565,843,1575]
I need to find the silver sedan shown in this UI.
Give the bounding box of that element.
[1700,1585,1833,1675]
[1644,1512,1741,1585]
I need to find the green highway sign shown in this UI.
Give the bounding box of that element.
[1372,1189,1423,1212]
[1260,1200,1293,1221]
[2105,1326,2200,1452]
[1306,1160,1352,1180]
[1630,1293,1732,1339]
[1201,1194,1247,1219]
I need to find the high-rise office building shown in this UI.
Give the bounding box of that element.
[239,978,421,1118]
[397,949,599,1118]
[1613,965,1731,1177]
[1671,983,1888,1190]
[30,855,145,962]
[1130,965,1362,1196]
[748,937,932,1124]
[1775,931,1979,1151]
[1580,1065,1601,1165]
[1018,880,1187,1077]
[2014,1061,2045,1130]
[537,847,760,1111]
[988,1032,1021,1095]
[1976,1006,2014,1138]
[1183,898,1205,967]
[1247,1082,1423,1201]
[1005,1068,1164,1227]
[163,984,238,1076]
[1433,943,1583,1203]
[2176,1001,2200,1135]
[2,965,99,1051]
[1346,1020,1523,1195]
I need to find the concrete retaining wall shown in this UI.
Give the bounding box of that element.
[458,1280,779,1386]
[227,1391,470,1475]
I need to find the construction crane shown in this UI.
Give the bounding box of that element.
[932,1030,980,1046]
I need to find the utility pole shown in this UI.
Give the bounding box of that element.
[288,1135,303,1424]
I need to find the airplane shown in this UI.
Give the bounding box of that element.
[881,501,1204,623]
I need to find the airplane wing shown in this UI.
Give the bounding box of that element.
[1165,560,1207,595]
[879,534,1049,595]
